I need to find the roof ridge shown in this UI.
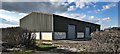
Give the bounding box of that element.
[32,12,53,15]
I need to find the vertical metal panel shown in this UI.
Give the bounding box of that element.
[20,12,53,32]
[67,25,76,39]
[85,27,90,38]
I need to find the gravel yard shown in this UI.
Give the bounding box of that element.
[52,40,94,52]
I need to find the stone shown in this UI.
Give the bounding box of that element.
[69,48,78,52]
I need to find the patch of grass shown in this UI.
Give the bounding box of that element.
[12,50,35,54]
[24,50,35,53]
[35,44,57,51]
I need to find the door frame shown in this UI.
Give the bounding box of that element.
[85,27,91,38]
[67,24,77,39]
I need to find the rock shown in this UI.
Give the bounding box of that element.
[61,47,65,49]
[77,50,81,52]
[117,48,120,52]
[69,48,78,52]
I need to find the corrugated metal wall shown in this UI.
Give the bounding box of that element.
[53,15,100,32]
[20,12,53,32]
[53,15,100,39]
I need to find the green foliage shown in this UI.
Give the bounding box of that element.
[35,44,57,51]
[11,50,35,54]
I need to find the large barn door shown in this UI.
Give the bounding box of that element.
[85,27,90,38]
[67,25,76,39]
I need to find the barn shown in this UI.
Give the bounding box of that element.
[20,12,100,40]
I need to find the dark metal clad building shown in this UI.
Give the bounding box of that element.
[20,12,100,40]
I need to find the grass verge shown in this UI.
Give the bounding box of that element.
[35,44,57,51]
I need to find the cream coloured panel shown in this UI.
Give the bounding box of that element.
[41,32,52,40]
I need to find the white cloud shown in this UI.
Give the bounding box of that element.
[103,5,110,10]
[55,13,86,20]
[66,0,97,11]
[93,17,112,29]
[0,9,27,28]
[94,3,117,13]
[102,3,116,10]
[0,23,19,28]
[102,25,118,30]
[76,2,86,9]
[112,25,118,27]
[50,0,66,2]
[95,17,111,24]
[0,14,17,22]
[68,6,76,11]
[79,14,86,19]
[87,16,112,30]
[2,0,120,2]
[68,14,86,20]
[95,9,101,13]
[89,16,94,20]
[0,9,15,14]
[67,0,75,3]
[0,9,27,21]
[102,17,111,22]
[95,19,102,24]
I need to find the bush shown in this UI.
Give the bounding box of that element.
[91,30,120,52]
[1,27,36,49]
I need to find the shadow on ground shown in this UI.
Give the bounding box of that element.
[1,48,80,54]
[1,44,80,54]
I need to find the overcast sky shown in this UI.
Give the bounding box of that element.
[0,0,120,29]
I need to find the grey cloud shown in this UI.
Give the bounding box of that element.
[2,0,51,2]
[0,18,18,25]
[2,2,68,13]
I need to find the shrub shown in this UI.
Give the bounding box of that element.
[91,30,120,52]
[1,27,36,49]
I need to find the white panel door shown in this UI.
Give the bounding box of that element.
[85,27,90,38]
[41,32,52,40]
[31,32,40,40]
[77,32,84,38]
[54,32,66,39]
[68,25,76,39]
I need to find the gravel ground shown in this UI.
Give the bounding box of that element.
[52,40,92,52]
